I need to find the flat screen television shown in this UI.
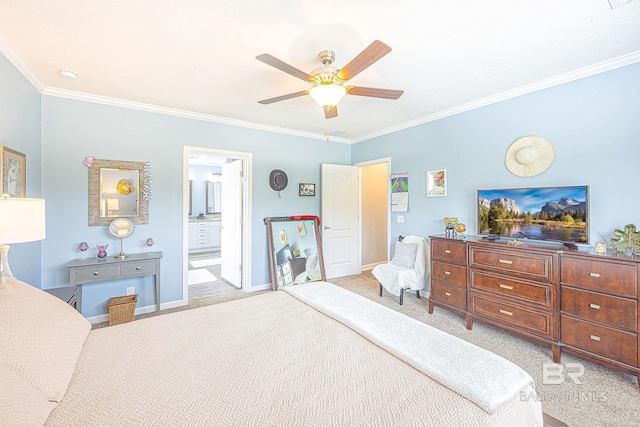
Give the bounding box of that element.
[477,185,589,245]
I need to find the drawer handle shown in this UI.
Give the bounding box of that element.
[444,271,451,275]
[444,292,451,297]
[589,272,600,278]
[499,309,513,316]
[498,259,513,265]
[589,303,600,310]
[499,284,514,290]
[590,335,601,342]
[93,272,99,276]
[444,250,451,254]
[136,266,141,270]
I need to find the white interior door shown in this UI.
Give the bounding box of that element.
[221,160,242,288]
[321,164,360,279]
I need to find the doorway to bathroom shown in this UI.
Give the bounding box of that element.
[182,147,252,304]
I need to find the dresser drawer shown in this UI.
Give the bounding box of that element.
[196,222,208,231]
[281,261,292,275]
[471,294,553,337]
[121,260,158,276]
[470,271,552,308]
[469,246,554,282]
[432,261,467,287]
[73,265,119,282]
[561,316,637,366]
[561,286,637,331]
[431,239,466,265]
[430,281,466,311]
[561,256,637,297]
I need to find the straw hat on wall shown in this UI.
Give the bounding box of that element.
[505,136,555,177]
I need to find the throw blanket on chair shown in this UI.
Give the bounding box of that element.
[372,235,430,296]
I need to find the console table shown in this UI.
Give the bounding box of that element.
[66,252,163,315]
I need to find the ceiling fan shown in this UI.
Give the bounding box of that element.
[256,40,404,119]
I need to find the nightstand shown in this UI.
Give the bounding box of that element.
[45,285,78,309]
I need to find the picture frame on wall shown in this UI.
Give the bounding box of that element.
[0,146,26,197]
[299,183,315,196]
[426,169,447,197]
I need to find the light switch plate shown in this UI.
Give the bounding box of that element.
[397,215,404,224]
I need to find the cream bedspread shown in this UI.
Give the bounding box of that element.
[45,285,542,426]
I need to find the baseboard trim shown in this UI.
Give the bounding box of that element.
[86,299,185,324]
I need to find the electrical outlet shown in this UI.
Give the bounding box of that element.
[397,215,404,224]
[126,287,135,295]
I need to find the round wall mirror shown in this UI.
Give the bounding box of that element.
[107,217,135,259]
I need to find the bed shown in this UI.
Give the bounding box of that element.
[1,278,543,426]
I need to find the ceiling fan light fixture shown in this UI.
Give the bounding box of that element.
[309,84,346,108]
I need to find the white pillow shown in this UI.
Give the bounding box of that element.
[391,241,418,268]
[0,279,91,403]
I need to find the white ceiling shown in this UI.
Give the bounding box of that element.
[1,0,639,143]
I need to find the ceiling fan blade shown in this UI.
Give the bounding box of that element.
[347,86,404,99]
[258,90,309,104]
[256,54,314,82]
[258,90,309,105]
[336,40,392,82]
[324,106,338,119]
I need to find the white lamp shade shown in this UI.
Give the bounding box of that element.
[309,84,347,107]
[0,197,46,244]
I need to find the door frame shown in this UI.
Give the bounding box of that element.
[182,146,253,305]
[354,157,392,266]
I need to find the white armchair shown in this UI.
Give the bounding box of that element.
[372,235,430,305]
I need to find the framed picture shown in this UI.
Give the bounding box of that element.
[299,183,315,196]
[426,169,447,197]
[0,146,26,197]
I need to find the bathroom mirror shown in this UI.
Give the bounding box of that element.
[265,216,326,290]
[206,180,222,214]
[189,180,193,216]
[88,159,149,226]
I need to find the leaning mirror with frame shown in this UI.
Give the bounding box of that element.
[88,159,149,226]
[265,216,326,290]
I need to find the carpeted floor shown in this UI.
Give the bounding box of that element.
[96,273,640,426]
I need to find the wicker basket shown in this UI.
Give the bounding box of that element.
[108,294,137,326]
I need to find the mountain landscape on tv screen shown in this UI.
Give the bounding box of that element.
[478,189,588,244]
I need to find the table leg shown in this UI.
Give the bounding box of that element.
[155,273,161,314]
[76,285,83,314]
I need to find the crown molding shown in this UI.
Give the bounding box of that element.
[350,50,640,144]
[0,31,47,92]
[41,86,351,144]
[5,35,638,146]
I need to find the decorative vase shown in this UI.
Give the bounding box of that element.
[97,244,108,260]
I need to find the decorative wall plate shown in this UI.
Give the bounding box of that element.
[116,179,135,195]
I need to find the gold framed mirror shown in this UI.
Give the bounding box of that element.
[88,159,149,226]
[265,216,326,290]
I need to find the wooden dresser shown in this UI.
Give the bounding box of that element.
[429,235,640,384]
[560,254,638,377]
[429,238,467,318]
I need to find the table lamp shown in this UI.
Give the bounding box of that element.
[0,195,46,284]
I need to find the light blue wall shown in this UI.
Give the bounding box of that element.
[352,62,640,253]
[4,48,640,318]
[39,96,350,317]
[0,54,42,285]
